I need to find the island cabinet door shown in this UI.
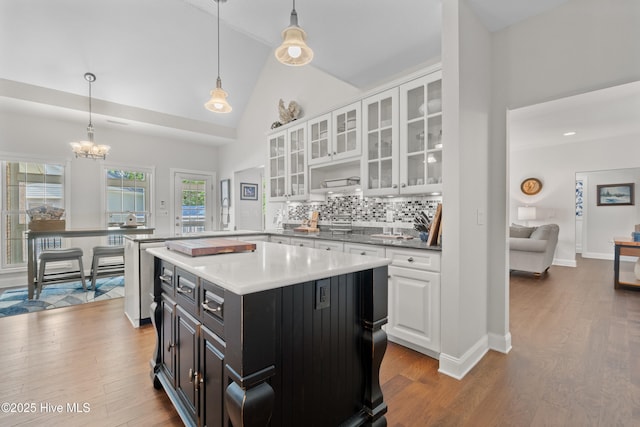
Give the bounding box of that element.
[175,305,201,424]
[161,295,176,386]
[200,326,226,427]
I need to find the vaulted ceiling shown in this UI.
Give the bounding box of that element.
[0,0,570,144]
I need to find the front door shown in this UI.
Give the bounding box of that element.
[174,172,214,235]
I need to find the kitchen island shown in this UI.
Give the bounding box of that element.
[147,241,390,427]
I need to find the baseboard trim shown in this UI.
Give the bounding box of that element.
[553,258,577,267]
[387,335,440,360]
[488,332,512,354]
[438,335,489,380]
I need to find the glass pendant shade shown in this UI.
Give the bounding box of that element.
[275,5,313,66]
[205,77,232,113]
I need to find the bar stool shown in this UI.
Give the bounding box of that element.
[37,248,86,299]
[90,246,125,289]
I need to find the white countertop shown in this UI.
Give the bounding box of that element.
[147,241,390,295]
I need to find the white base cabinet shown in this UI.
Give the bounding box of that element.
[385,248,441,358]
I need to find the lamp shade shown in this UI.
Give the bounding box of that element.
[517,206,537,221]
[275,25,314,66]
[205,77,232,113]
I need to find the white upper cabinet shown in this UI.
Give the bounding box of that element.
[267,122,308,202]
[399,72,442,194]
[361,88,399,196]
[307,113,332,165]
[308,102,361,166]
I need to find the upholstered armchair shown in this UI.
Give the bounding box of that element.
[509,224,560,275]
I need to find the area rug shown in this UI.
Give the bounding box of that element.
[0,276,124,318]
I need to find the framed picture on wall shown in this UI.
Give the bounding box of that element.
[220,179,230,207]
[240,182,258,200]
[597,183,634,206]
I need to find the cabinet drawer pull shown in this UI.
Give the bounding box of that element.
[159,275,172,285]
[407,257,414,263]
[176,286,193,294]
[202,300,223,313]
[167,343,174,352]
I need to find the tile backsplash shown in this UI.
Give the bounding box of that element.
[285,194,442,225]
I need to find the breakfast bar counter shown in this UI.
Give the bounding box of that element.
[147,241,390,426]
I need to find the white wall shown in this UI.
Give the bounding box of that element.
[510,134,640,265]
[0,108,219,286]
[218,54,361,230]
[487,0,640,360]
[440,0,492,378]
[234,167,264,231]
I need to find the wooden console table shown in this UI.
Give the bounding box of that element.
[26,227,154,299]
[613,238,640,289]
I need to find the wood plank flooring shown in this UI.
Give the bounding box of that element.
[1,256,638,426]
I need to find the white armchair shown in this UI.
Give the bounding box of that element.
[509,224,559,275]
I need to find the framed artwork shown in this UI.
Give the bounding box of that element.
[597,183,634,206]
[240,182,258,200]
[220,179,230,207]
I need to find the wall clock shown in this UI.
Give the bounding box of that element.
[521,177,542,195]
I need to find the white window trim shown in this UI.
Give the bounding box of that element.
[101,162,155,228]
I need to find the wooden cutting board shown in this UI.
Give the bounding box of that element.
[166,238,256,257]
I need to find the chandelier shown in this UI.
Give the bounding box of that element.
[69,72,111,160]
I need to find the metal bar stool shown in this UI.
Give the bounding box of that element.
[90,246,125,289]
[36,248,86,299]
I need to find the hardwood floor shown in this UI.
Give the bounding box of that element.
[1,256,638,426]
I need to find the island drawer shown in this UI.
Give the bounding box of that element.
[201,279,224,337]
[175,268,199,316]
[158,260,175,295]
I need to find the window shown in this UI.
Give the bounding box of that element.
[105,168,152,228]
[1,161,65,268]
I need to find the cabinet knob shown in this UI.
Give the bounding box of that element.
[299,243,304,247]
[408,257,414,263]
[401,183,406,188]
[360,252,366,255]
[325,247,331,251]
[167,343,174,352]
[392,184,398,189]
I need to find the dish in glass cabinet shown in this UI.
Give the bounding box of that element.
[418,103,425,115]
[427,99,442,114]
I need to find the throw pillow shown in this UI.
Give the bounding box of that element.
[510,225,536,238]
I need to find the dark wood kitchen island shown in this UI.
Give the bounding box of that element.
[147,241,390,427]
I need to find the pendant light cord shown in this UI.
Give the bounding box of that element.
[88,78,93,127]
[217,0,221,79]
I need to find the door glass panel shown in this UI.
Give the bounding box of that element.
[408,120,425,153]
[347,130,356,151]
[336,134,346,154]
[290,153,297,174]
[381,128,393,158]
[180,179,206,233]
[368,103,379,131]
[427,80,442,114]
[428,115,442,150]
[368,162,379,189]
[368,132,379,160]
[408,86,424,121]
[381,98,393,127]
[407,154,425,186]
[427,152,443,184]
[380,159,393,188]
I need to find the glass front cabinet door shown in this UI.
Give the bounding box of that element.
[399,71,442,194]
[307,113,332,165]
[268,130,287,201]
[286,122,307,201]
[332,102,361,162]
[268,123,308,202]
[362,88,399,196]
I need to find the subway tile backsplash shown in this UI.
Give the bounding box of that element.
[284,194,443,225]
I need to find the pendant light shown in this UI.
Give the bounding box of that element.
[69,72,111,160]
[275,0,313,66]
[205,0,232,113]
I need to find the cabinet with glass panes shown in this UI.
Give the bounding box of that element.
[399,71,442,194]
[308,102,361,166]
[267,122,308,202]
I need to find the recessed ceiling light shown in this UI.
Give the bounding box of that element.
[563,131,577,136]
